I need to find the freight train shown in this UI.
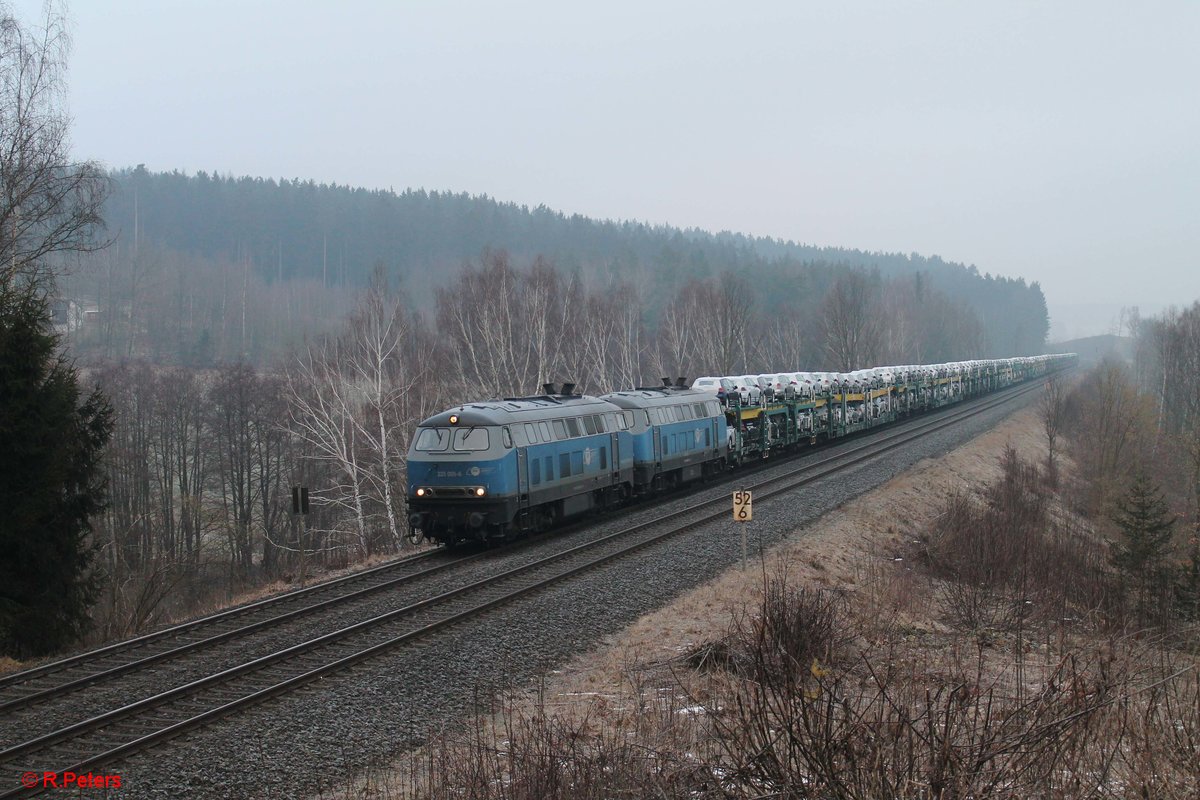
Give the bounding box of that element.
[405,354,1075,546]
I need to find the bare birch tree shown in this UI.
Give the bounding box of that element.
[287,337,371,556]
[820,270,882,371]
[0,2,108,288]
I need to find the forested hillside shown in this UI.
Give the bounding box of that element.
[62,167,1048,365]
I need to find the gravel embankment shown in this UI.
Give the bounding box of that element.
[81,390,1037,799]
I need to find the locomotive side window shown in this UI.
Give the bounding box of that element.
[694,403,706,418]
[502,427,513,448]
[414,427,450,451]
[621,411,632,429]
[582,416,597,435]
[539,421,552,442]
[565,418,582,437]
[553,419,567,440]
[524,423,538,443]
[452,427,490,451]
[593,414,606,432]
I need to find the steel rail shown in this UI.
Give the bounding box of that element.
[0,549,492,715]
[0,549,447,694]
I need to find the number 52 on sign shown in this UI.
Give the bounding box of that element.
[733,490,752,521]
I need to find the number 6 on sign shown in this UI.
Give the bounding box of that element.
[733,490,752,521]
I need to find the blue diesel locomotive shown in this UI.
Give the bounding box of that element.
[406,384,635,544]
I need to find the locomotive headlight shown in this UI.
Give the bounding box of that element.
[449,414,459,425]
[474,487,486,497]
[415,488,427,497]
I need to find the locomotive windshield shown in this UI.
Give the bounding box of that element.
[414,427,450,451]
[451,427,490,451]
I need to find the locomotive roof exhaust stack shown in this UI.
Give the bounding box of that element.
[542,383,557,396]
[661,377,671,387]
[561,382,577,396]
[676,377,687,388]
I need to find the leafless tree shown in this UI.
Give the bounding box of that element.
[820,269,882,371]
[207,363,289,580]
[656,272,758,379]
[340,267,434,549]
[579,281,645,391]
[287,337,371,556]
[287,270,439,556]
[1039,374,1068,478]
[0,2,108,288]
[436,251,584,398]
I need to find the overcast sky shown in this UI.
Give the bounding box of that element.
[16,0,1199,336]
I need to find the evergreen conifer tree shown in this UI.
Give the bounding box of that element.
[0,284,113,657]
[1109,473,1176,618]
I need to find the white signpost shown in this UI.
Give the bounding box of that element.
[733,490,752,570]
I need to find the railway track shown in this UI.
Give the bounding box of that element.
[0,378,1045,797]
[0,547,486,715]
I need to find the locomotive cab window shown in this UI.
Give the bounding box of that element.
[502,427,513,448]
[415,427,450,452]
[565,418,582,438]
[524,423,538,443]
[539,421,553,442]
[553,419,567,440]
[582,416,597,435]
[451,427,490,451]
